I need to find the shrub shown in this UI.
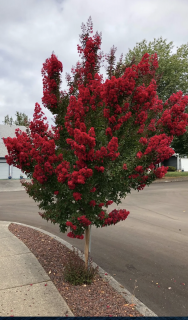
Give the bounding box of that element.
[167,166,176,171]
[63,247,99,285]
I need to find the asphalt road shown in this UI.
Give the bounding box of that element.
[0,181,188,317]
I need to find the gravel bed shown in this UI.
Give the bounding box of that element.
[9,223,143,317]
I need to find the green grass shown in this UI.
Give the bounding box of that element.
[165,171,188,177]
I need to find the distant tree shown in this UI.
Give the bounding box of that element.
[14,112,30,126]
[2,115,14,125]
[2,112,30,126]
[170,131,188,156]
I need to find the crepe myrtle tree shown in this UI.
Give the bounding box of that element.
[3,17,188,268]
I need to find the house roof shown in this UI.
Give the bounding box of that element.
[0,124,27,157]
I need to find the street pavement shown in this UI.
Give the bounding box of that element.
[0,177,188,316]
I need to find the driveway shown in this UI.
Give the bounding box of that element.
[0,180,188,316]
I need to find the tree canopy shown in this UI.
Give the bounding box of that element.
[2,115,14,125]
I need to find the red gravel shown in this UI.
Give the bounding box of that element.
[8,223,143,317]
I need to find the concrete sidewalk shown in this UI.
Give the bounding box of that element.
[0,179,31,192]
[0,221,74,317]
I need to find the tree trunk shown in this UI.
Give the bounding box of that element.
[84,226,91,269]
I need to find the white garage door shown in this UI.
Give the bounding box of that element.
[181,159,188,172]
[0,162,9,179]
[11,165,28,179]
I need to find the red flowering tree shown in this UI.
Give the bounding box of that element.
[3,17,188,268]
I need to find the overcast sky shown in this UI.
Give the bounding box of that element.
[0,0,188,128]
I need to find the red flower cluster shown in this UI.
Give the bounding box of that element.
[55,160,70,183]
[106,200,113,206]
[89,200,96,207]
[136,151,143,159]
[105,127,113,136]
[107,137,120,161]
[29,103,49,136]
[77,31,102,78]
[66,128,96,164]
[135,165,144,173]
[134,111,148,125]
[98,210,105,220]
[94,146,108,161]
[103,209,130,226]
[154,166,168,179]
[148,119,157,132]
[66,221,77,230]
[73,192,82,201]
[144,134,175,163]
[137,53,158,77]
[4,104,63,184]
[95,166,105,172]
[113,112,132,132]
[90,187,96,192]
[99,54,159,135]
[137,124,145,134]
[123,163,127,170]
[98,203,104,208]
[41,53,63,109]
[128,174,140,179]
[139,137,148,145]
[67,167,93,190]
[67,231,84,239]
[136,174,150,191]
[158,92,188,136]
[77,215,92,227]
[137,184,146,191]
[100,69,136,113]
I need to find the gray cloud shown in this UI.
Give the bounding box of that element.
[0,0,187,127]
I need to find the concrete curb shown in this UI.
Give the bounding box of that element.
[6,221,158,317]
[153,177,188,183]
[0,189,26,192]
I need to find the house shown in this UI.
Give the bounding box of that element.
[160,152,188,171]
[0,124,28,179]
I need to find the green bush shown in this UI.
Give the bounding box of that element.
[167,166,176,171]
[63,247,99,285]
